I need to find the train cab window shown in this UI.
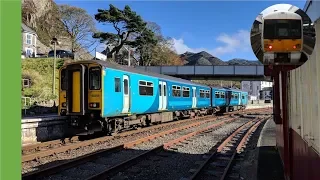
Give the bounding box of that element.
[60,69,67,90]
[89,67,101,90]
[139,81,153,96]
[182,87,190,97]
[264,19,301,39]
[221,92,225,99]
[114,78,121,92]
[215,92,220,98]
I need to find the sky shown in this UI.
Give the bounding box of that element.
[55,0,307,61]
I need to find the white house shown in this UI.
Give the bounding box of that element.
[21,23,37,58]
[241,81,273,100]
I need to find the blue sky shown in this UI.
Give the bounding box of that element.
[55,0,307,61]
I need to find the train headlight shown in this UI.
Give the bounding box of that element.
[294,44,301,49]
[89,103,100,108]
[265,44,272,50]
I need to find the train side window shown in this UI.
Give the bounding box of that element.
[114,78,121,92]
[163,85,166,96]
[89,67,101,90]
[139,80,153,96]
[60,69,67,90]
[215,92,220,98]
[235,94,238,99]
[231,93,234,99]
[200,89,205,98]
[182,87,190,97]
[206,90,210,98]
[242,95,245,99]
[172,85,181,97]
[221,92,225,99]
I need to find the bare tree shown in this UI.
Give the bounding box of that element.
[58,5,97,53]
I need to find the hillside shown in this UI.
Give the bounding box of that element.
[179,51,263,89]
[22,0,93,60]
[180,51,261,66]
[181,51,228,65]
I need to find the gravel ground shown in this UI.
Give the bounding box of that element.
[22,117,219,174]
[33,117,236,180]
[109,118,251,180]
[226,117,269,180]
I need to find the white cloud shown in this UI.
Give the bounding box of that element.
[171,30,251,57]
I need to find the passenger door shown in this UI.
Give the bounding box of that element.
[66,64,88,115]
[122,75,130,113]
[192,87,197,108]
[158,81,167,110]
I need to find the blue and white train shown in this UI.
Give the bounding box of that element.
[58,60,248,134]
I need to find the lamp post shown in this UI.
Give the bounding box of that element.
[50,37,60,96]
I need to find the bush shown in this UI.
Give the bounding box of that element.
[21,58,65,102]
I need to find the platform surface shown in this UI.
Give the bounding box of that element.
[257,119,284,180]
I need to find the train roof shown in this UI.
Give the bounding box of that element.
[63,60,211,87]
[263,11,302,20]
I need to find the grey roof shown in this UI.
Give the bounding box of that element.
[63,60,211,87]
[22,23,36,34]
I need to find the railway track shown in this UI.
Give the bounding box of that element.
[183,116,268,180]
[22,116,237,180]
[22,107,271,163]
[22,112,271,180]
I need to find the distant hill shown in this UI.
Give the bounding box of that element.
[181,51,228,65]
[227,58,262,65]
[180,51,262,66]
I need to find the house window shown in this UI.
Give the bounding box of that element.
[25,48,33,57]
[26,34,32,45]
[22,79,30,88]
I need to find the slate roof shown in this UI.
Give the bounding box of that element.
[22,23,37,35]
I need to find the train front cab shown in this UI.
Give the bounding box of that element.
[59,62,103,132]
[262,11,303,64]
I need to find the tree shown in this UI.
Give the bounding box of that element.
[151,38,184,66]
[93,4,149,57]
[58,5,97,53]
[140,22,183,66]
[135,28,158,66]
